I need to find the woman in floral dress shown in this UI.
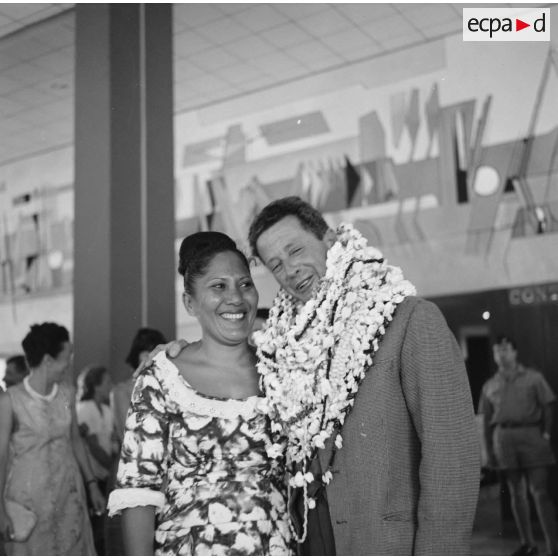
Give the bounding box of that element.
[107,232,291,556]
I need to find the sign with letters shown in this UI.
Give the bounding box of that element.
[508,283,558,306]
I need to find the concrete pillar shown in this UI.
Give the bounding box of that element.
[74,4,175,380]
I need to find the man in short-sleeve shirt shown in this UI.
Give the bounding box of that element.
[480,335,557,556]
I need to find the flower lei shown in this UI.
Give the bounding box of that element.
[253,223,416,542]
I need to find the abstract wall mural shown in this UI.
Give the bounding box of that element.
[0,182,74,309]
[175,43,558,298]
[1,35,557,308]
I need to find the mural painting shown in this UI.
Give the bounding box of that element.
[177,46,558,298]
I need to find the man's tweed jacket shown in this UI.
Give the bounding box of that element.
[317,296,480,555]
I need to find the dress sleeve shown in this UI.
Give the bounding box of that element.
[107,366,169,516]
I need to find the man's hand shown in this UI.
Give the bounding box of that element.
[133,340,190,379]
[164,339,190,360]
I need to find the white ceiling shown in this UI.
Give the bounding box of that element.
[0,3,549,169]
[171,3,463,111]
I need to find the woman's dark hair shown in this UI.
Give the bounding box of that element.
[494,334,517,350]
[21,322,70,368]
[78,365,108,401]
[6,355,27,374]
[178,231,250,296]
[248,196,329,259]
[125,328,167,369]
[4,355,29,388]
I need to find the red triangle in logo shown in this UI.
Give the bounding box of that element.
[516,18,530,31]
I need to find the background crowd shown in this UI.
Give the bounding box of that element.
[0,326,167,556]
[0,197,556,556]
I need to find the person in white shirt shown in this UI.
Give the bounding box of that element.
[76,364,117,555]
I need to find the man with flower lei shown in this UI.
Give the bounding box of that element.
[247,197,480,556]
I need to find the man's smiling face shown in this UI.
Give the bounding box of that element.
[255,215,335,303]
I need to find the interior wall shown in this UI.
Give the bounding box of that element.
[0,290,72,355]
[1,7,558,355]
[173,14,558,302]
[173,29,557,213]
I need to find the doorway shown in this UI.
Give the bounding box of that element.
[459,325,492,413]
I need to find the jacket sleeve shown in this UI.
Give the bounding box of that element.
[400,299,481,555]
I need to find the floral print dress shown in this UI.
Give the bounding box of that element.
[107,352,291,556]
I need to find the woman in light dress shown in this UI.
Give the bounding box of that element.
[108,232,291,556]
[0,322,104,555]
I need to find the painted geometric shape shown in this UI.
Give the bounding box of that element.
[473,166,500,197]
[360,165,375,206]
[345,155,362,207]
[359,110,386,162]
[315,160,333,210]
[292,162,305,199]
[193,175,210,231]
[405,88,420,147]
[259,111,329,146]
[361,161,380,204]
[321,160,346,213]
[182,136,223,167]
[223,124,246,167]
[425,83,440,141]
[390,91,407,148]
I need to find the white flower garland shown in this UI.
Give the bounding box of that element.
[253,223,416,542]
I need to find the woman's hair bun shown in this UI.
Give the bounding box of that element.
[178,231,238,276]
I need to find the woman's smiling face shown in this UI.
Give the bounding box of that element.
[184,251,258,346]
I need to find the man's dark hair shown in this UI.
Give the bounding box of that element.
[21,322,70,368]
[494,334,517,350]
[79,365,108,401]
[248,196,329,260]
[125,328,167,369]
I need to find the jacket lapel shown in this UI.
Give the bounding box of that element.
[317,436,335,475]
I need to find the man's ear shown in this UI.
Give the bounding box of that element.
[183,292,197,317]
[323,228,337,249]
